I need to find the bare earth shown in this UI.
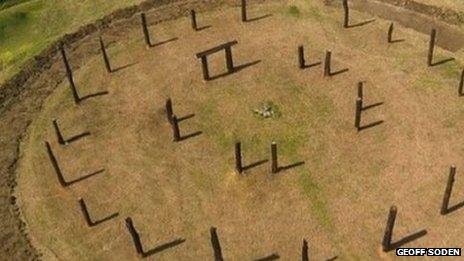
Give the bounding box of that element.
[8,0,464,260]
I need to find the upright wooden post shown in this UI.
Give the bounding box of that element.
[355,97,363,131]
[141,13,152,47]
[201,56,210,80]
[302,239,309,261]
[441,165,456,215]
[225,46,234,73]
[60,44,80,104]
[271,142,279,173]
[166,98,173,124]
[459,69,464,96]
[191,10,198,30]
[125,218,144,256]
[357,82,363,99]
[342,0,349,28]
[99,36,112,73]
[79,198,93,227]
[235,142,243,173]
[387,23,394,43]
[298,46,305,69]
[172,115,181,142]
[210,227,224,261]
[45,142,68,187]
[241,0,247,22]
[382,205,397,252]
[324,51,332,77]
[53,120,66,145]
[428,29,436,66]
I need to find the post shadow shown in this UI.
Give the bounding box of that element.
[210,227,224,261]
[326,256,339,261]
[78,198,119,227]
[441,165,464,215]
[346,19,376,28]
[125,217,185,258]
[53,119,91,145]
[387,23,405,44]
[428,28,455,67]
[382,205,427,252]
[246,14,273,23]
[324,51,349,77]
[45,142,104,187]
[362,102,384,111]
[208,60,261,81]
[254,253,280,261]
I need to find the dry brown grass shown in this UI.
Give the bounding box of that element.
[15,0,464,260]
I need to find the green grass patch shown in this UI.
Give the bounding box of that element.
[287,5,300,17]
[299,171,332,229]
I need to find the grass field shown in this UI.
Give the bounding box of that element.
[13,0,464,259]
[0,0,145,84]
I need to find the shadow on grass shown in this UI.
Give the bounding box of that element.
[209,60,261,80]
[346,18,376,28]
[254,253,280,261]
[246,14,273,23]
[385,229,427,252]
[142,238,186,258]
[243,159,268,171]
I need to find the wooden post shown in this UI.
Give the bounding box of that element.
[324,51,332,77]
[298,46,305,69]
[271,142,279,173]
[45,142,67,187]
[141,13,152,47]
[459,69,464,96]
[53,120,66,145]
[357,82,363,99]
[387,23,394,43]
[79,198,93,227]
[428,29,436,66]
[225,46,234,73]
[355,97,363,131]
[382,205,397,252]
[60,44,80,104]
[166,98,173,124]
[441,165,456,215]
[342,0,349,28]
[235,142,243,173]
[200,56,210,80]
[99,36,112,73]
[191,10,198,30]
[125,218,144,256]
[302,239,309,261]
[210,227,224,261]
[172,115,181,142]
[241,0,247,22]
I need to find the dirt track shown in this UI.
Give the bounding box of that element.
[1,0,463,259]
